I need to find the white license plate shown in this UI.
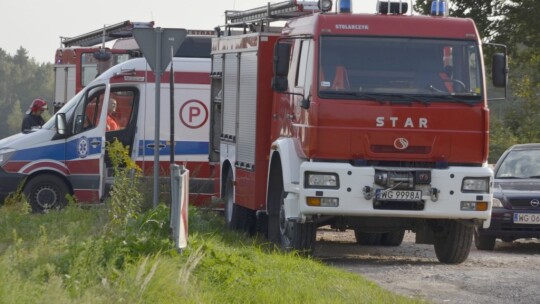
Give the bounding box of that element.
[513,213,540,224]
[376,189,422,201]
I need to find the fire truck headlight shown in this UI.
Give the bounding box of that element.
[461,177,490,193]
[319,0,333,12]
[0,148,16,166]
[305,172,339,189]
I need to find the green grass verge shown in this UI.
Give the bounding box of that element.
[0,204,424,304]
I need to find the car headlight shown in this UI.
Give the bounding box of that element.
[492,197,503,208]
[305,172,339,189]
[461,177,490,193]
[0,148,16,166]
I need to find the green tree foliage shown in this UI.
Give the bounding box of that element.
[7,100,23,134]
[0,47,54,139]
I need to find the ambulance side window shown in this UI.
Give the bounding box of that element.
[73,85,105,134]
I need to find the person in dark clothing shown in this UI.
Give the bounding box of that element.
[21,98,48,133]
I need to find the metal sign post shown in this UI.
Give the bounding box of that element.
[133,28,187,207]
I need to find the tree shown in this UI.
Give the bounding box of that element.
[0,47,54,139]
[7,99,23,134]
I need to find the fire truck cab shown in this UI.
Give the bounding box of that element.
[209,0,507,263]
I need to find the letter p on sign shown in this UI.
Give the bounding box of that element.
[180,99,208,129]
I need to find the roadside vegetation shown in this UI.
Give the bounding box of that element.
[0,142,422,304]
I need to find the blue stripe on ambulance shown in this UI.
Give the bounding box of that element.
[138,140,208,156]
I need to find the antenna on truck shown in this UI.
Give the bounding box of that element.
[219,0,320,35]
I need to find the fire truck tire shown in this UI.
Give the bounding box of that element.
[267,162,283,245]
[224,170,256,235]
[473,226,496,251]
[283,220,316,255]
[224,170,239,229]
[267,165,316,254]
[433,220,473,264]
[380,230,406,246]
[354,230,382,245]
[23,174,70,213]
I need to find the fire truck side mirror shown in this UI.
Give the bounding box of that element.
[55,113,67,136]
[492,53,507,88]
[272,42,292,92]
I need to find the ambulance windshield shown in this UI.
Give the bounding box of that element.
[318,37,482,101]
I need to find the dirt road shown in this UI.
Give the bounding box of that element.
[314,228,540,304]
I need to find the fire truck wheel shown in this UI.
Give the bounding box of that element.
[473,225,496,251]
[354,230,382,245]
[380,230,406,246]
[433,220,473,264]
[223,170,238,229]
[268,168,316,255]
[279,204,316,255]
[23,174,70,213]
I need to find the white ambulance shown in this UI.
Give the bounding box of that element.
[0,37,216,212]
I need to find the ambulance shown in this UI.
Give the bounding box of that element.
[0,37,216,212]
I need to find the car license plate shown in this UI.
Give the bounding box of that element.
[376,189,422,201]
[513,213,540,224]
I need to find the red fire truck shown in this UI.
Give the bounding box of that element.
[209,0,507,263]
[53,21,214,111]
[53,21,153,111]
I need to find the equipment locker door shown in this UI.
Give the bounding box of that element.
[65,83,109,202]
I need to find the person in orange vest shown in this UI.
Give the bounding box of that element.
[106,98,120,131]
[21,98,48,133]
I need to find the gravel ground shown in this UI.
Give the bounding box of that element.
[314,227,540,304]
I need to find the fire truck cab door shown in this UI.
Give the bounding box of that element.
[65,83,109,202]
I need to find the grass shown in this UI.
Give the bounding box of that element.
[0,142,425,303]
[0,203,425,304]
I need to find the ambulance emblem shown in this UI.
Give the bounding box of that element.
[78,137,89,159]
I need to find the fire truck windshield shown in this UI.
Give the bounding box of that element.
[81,52,132,87]
[318,37,482,102]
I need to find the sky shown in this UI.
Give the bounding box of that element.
[0,0,379,64]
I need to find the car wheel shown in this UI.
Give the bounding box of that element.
[24,174,70,213]
[474,226,496,250]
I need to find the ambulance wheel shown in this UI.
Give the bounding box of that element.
[433,220,473,264]
[24,174,70,213]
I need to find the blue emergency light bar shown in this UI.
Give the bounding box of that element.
[339,0,351,13]
[431,0,448,16]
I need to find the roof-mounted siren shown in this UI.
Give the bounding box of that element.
[376,0,408,15]
[339,0,352,13]
[319,0,333,12]
[430,0,449,16]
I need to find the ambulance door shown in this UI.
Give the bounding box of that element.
[65,83,109,202]
[104,87,140,164]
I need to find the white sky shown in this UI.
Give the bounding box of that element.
[0,0,379,64]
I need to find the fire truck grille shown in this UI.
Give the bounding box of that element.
[373,200,425,211]
[371,145,431,154]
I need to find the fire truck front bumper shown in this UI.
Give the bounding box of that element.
[292,162,492,221]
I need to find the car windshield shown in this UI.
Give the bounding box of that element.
[318,37,482,102]
[495,148,540,179]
